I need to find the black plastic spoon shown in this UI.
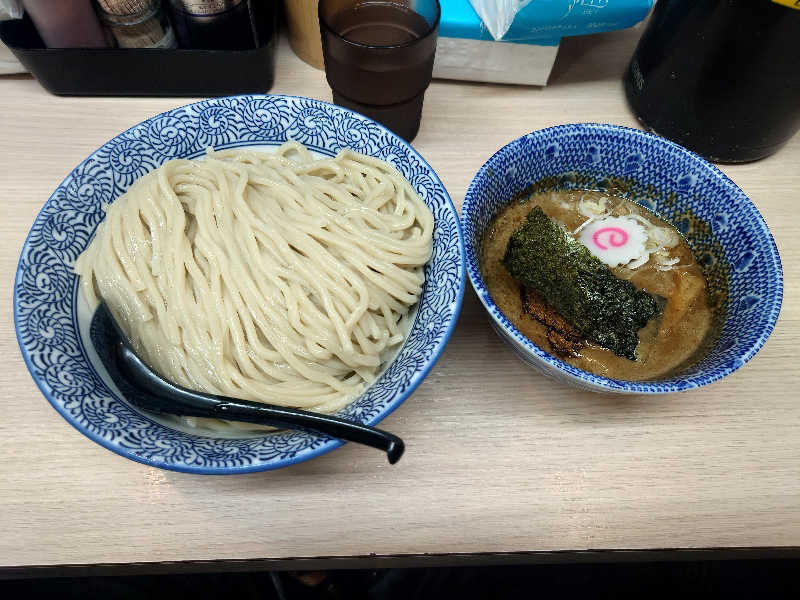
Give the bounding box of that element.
[89,302,404,464]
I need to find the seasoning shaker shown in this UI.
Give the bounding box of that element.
[95,0,177,48]
[165,0,257,49]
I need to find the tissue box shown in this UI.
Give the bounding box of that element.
[434,0,653,86]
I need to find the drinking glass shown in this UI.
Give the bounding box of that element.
[318,0,440,142]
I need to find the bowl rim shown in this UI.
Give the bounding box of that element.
[461,122,783,394]
[13,93,466,473]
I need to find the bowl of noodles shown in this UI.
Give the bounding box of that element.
[462,123,782,393]
[14,95,465,473]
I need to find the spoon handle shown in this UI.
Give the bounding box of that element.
[117,344,405,464]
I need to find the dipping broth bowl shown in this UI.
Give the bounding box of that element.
[461,123,783,394]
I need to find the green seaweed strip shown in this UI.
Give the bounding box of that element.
[502,207,661,360]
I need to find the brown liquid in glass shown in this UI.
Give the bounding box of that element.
[331,3,428,46]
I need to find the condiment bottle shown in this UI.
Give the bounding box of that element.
[22,0,109,48]
[165,0,258,50]
[624,0,800,163]
[284,0,324,69]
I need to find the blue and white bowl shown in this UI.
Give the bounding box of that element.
[14,95,465,473]
[462,123,783,394]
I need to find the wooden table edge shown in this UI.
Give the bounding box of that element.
[3,547,800,580]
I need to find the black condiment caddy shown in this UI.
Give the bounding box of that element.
[0,3,276,97]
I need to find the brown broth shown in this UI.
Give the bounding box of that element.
[481,190,713,381]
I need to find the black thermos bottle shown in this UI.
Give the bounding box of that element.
[624,0,800,163]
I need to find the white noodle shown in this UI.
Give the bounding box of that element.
[75,142,433,416]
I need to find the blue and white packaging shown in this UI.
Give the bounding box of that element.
[433,0,653,85]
